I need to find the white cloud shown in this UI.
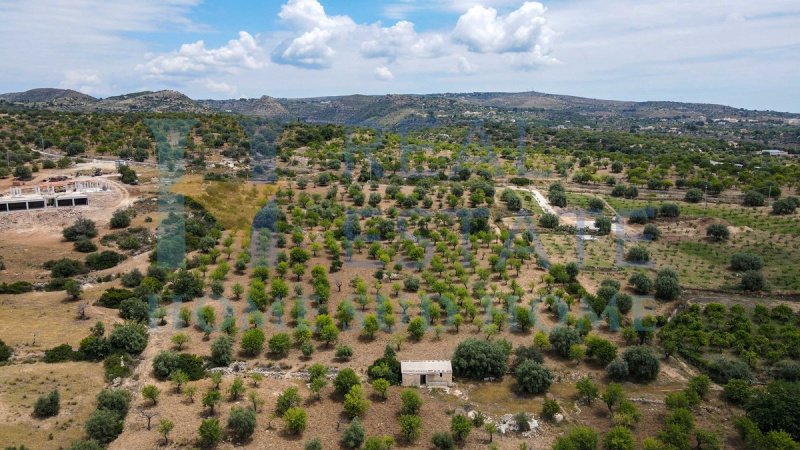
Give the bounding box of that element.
[453,1,556,66]
[360,21,446,60]
[200,79,237,95]
[138,31,265,78]
[59,70,103,95]
[374,66,395,81]
[272,0,355,68]
[455,56,477,74]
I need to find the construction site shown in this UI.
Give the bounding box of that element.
[0,178,107,212]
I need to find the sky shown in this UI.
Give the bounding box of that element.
[0,0,798,112]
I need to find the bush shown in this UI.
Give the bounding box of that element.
[110,210,131,229]
[514,360,553,395]
[654,269,681,301]
[642,224,661,241]
[730,253,763,271]
[334,368,361,395]
[0,338,11,362]
[399,415,422,443]
[240,328,265,356]
[659,203,681,218]
[0,281,34,295]
[343,385,369,418]
[772,198,798,215]
[549,327,581,358]
[606,358,629,381]
[198,418,223,447]
[43,344,77,363]
[63,218,97,242]
[108,322,148,355]
[625,245,650,263]
[96,389,131,417]
[98,288,135,308]
[85,251,125,271]
[595,216,612,235]
[403,277,420,292]
[622,346,660,382]
[708,358,753,384]
[450,414,472,443]
[685,188,703,203]
[227,406,256,442]
[724,379,752,405]
[772,360,800,382]
[33,390,60,418]
[706,223,730,242]
[604,426,635,450]
[47,258,86,278]
[65,441,104,450]
[585,336,618,366]
[432,432,455,450]
[342,417,365,448]
[85,409,123,445]
[740,270,766,291]
[542,398,561,420]
[628,272,652,294]
[451,338,509,380]
[743,191,765,207]
[746,381,800,440]
[400,389,423,415]
[553,426,598,450]
[74,239,98,253]
[210,336,233,367]
[268,333,291,358]
[539,213,559,229]
[119,297,149,322]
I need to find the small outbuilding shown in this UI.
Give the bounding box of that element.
[400,360,453,387]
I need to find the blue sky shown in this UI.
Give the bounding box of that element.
[0,0,799,112]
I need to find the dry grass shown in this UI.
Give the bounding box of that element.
[0,362,105,450]
[170,175,277,231]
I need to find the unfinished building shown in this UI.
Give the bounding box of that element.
[0,179,106,212]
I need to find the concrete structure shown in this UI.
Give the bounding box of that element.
[400,360,453,387]
[762,149,789,156]
[0,178,103,213]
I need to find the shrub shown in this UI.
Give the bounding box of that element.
[343,385,370,418]
[730,253,763,271]
[743,191,765,207]
[654,269,681,301]
[432,432,455,450]
[198,418,223,447]
[659,203,681,218]
[451,338,509,380]
[450,414,472,443]
[399,414,422,443]
[74,239,98,253]
[622,346,660,382]
[542,398,561,420]
[276,387,302,416]
[110,210,131,229]
[642,224,661,241]
[210,336,233,367]
[342,417,365,448]
[606,358,629,381]
[96,389,131,417]
[553,426,598,450]
[85,251,125,271]
[407,317,426,340]
[334,368,361,395]
[687,374,711,399]
[585,336,618,366]
[773,198,798,215]
[227,406,256,442]
[47,258,86,278]
[268,333,291,358]
[740,270,765,291]
[85,409,123,445]
[595,216,612,235]
[0,338,11,362]
[240,328,265,356]
[98,288,135,308]
[772,360,800,382]
[33,390,60,418]
[604,426,635,450]
[119,297,149,322]
[400,389,423,415]
[746,381,800,440]
[539,213,559,229]
[549,327,581,358]
[625,245,650,263]
[724,379,752,405]
[708,357,753,384]
[685,188,703,203]
[63,218,97,242]
[706,223,730,242]
[514,360,553,395]
[628,272,653,294]
[108,322,148,355]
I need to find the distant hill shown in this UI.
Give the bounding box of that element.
[2,87,798,133]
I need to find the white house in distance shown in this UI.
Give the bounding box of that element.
[400,360,453,387]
